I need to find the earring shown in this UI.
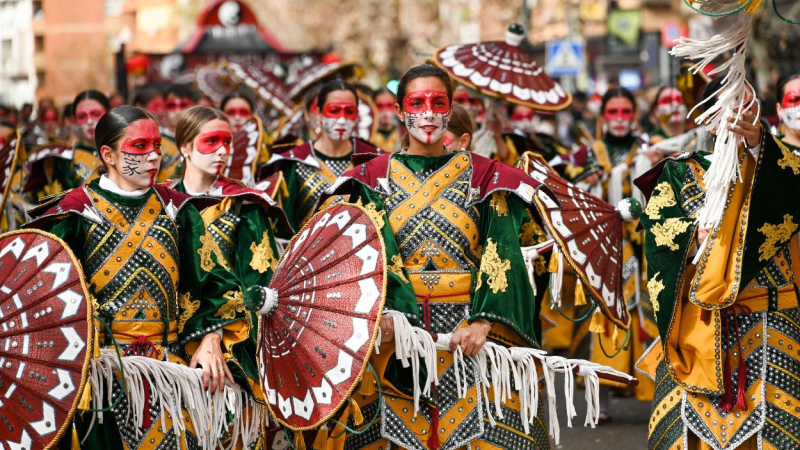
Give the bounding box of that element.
[314,126,322,135]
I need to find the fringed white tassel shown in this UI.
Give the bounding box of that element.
[577,365,601,428]
[520,246,541,298]
[671,11,758,229]
[550,249,564,308]
[608,163,628,207]
[90,349,258,450]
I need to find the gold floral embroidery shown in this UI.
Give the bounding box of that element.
[519,219,547,246]
[387,255,409,284]
[564,164,584,180]
[647,272,665,314]
[361,199,386,229]
[475,238,511,293]
[645,182,677,220]
[43,178,63,197]
[217,290,247,323]
[198,231,231,272]
[249,229,278,273]
[776,139,800,175]
[651,218,691,251]
[490,192,509,216]
[758,214,798,261]
[178,292,200,334]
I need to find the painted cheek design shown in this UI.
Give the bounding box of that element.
[402,90,451,114]
[321,103,358,120]
[782,90,800,109]
[782,105,800,130]
[405,111,449,144]
[195,131,233,154]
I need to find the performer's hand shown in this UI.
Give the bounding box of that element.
[728,108,762,149]
[379,316,394,343]
[697,227,710,247]
[450,321,492,356]
[190,332,234,393]
[644,149,665,165]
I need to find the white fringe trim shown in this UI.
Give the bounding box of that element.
[85,349,261,450]
[670,11,759,230]
[383,314,636,445]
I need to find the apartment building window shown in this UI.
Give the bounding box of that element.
[36,70,44,88]
[33,1,42,19]
[34,35,43,53]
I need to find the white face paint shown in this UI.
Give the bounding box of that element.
[321,116,356,142]
[782,105,800,131]
[405,111,448,144]
[80,119,97,142]
[656,104,688,124]
[511,119,533,133]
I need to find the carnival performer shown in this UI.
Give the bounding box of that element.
[132,89,166,127]
[777,74,800,149]
[24,90,107,201]
[443,104,473,151]
[158,84,195,182]
[260,80,379,235]
[565,87,659,421]
[372,87,400,152]
[637,77,800,450]
[168,105,287,399]
[649,86,689,145]
[316,63,550,450]
[24,106,252,449]
[221,92,255,134]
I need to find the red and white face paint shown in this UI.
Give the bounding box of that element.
[191,129,232,176]
[224,98,252,133]
[375,92,397,127]
[510,107,535,133]
[75,100,106,142]
[603,98,635,138]
[403,90,450,144]
[117,120,162,188]
[655,87,687,124]
[321,102,358,142]
[781,86,800,130]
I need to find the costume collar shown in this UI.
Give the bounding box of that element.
[99,175,151,197]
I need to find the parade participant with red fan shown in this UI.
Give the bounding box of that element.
[167,105,289,403]
[319,63,551,450]
[24,106,256,449]
[260,80,379,236]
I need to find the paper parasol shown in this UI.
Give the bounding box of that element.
[225,61,295,117]
[433,24,571,111]
[247,202,386,430]
[519,152,640,328]
[0,130,21,219]
[194,63,238,105]
[287,61,363,100]
[0,229,94,450]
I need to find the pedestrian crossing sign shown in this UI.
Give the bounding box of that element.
[545,40,585,77]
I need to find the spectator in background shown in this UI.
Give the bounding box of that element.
[108,92,126,109]
[132,89,166,126]
[163,84,195,139]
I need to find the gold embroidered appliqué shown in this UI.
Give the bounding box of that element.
[758,214,798,261]
[490,192,509,216]
[361,199,386,229]
[217,290,246,321]
[178,292,200,334]
[776,139,800,175]
[387,254,409,284]
[647,272,665,314]
[198,231,231,272]
[645,182,677,220]
[651,218,691,251]
[249,229,278,273]
[476,238,511,294]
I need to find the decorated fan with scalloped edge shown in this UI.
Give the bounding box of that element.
[194,63,237,105]
[433,24,571,111]
[0,229,93,450]
[253,202,386,430]
[225,61,295,117]
[355,90,379,142]
[519,152,631,328]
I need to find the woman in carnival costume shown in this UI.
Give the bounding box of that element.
[167,105,288,404]
[24,106,255,449]
[637,74,800,450]
[776,74,800,150]
[261,80,379,236]
[313,63,551,450]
